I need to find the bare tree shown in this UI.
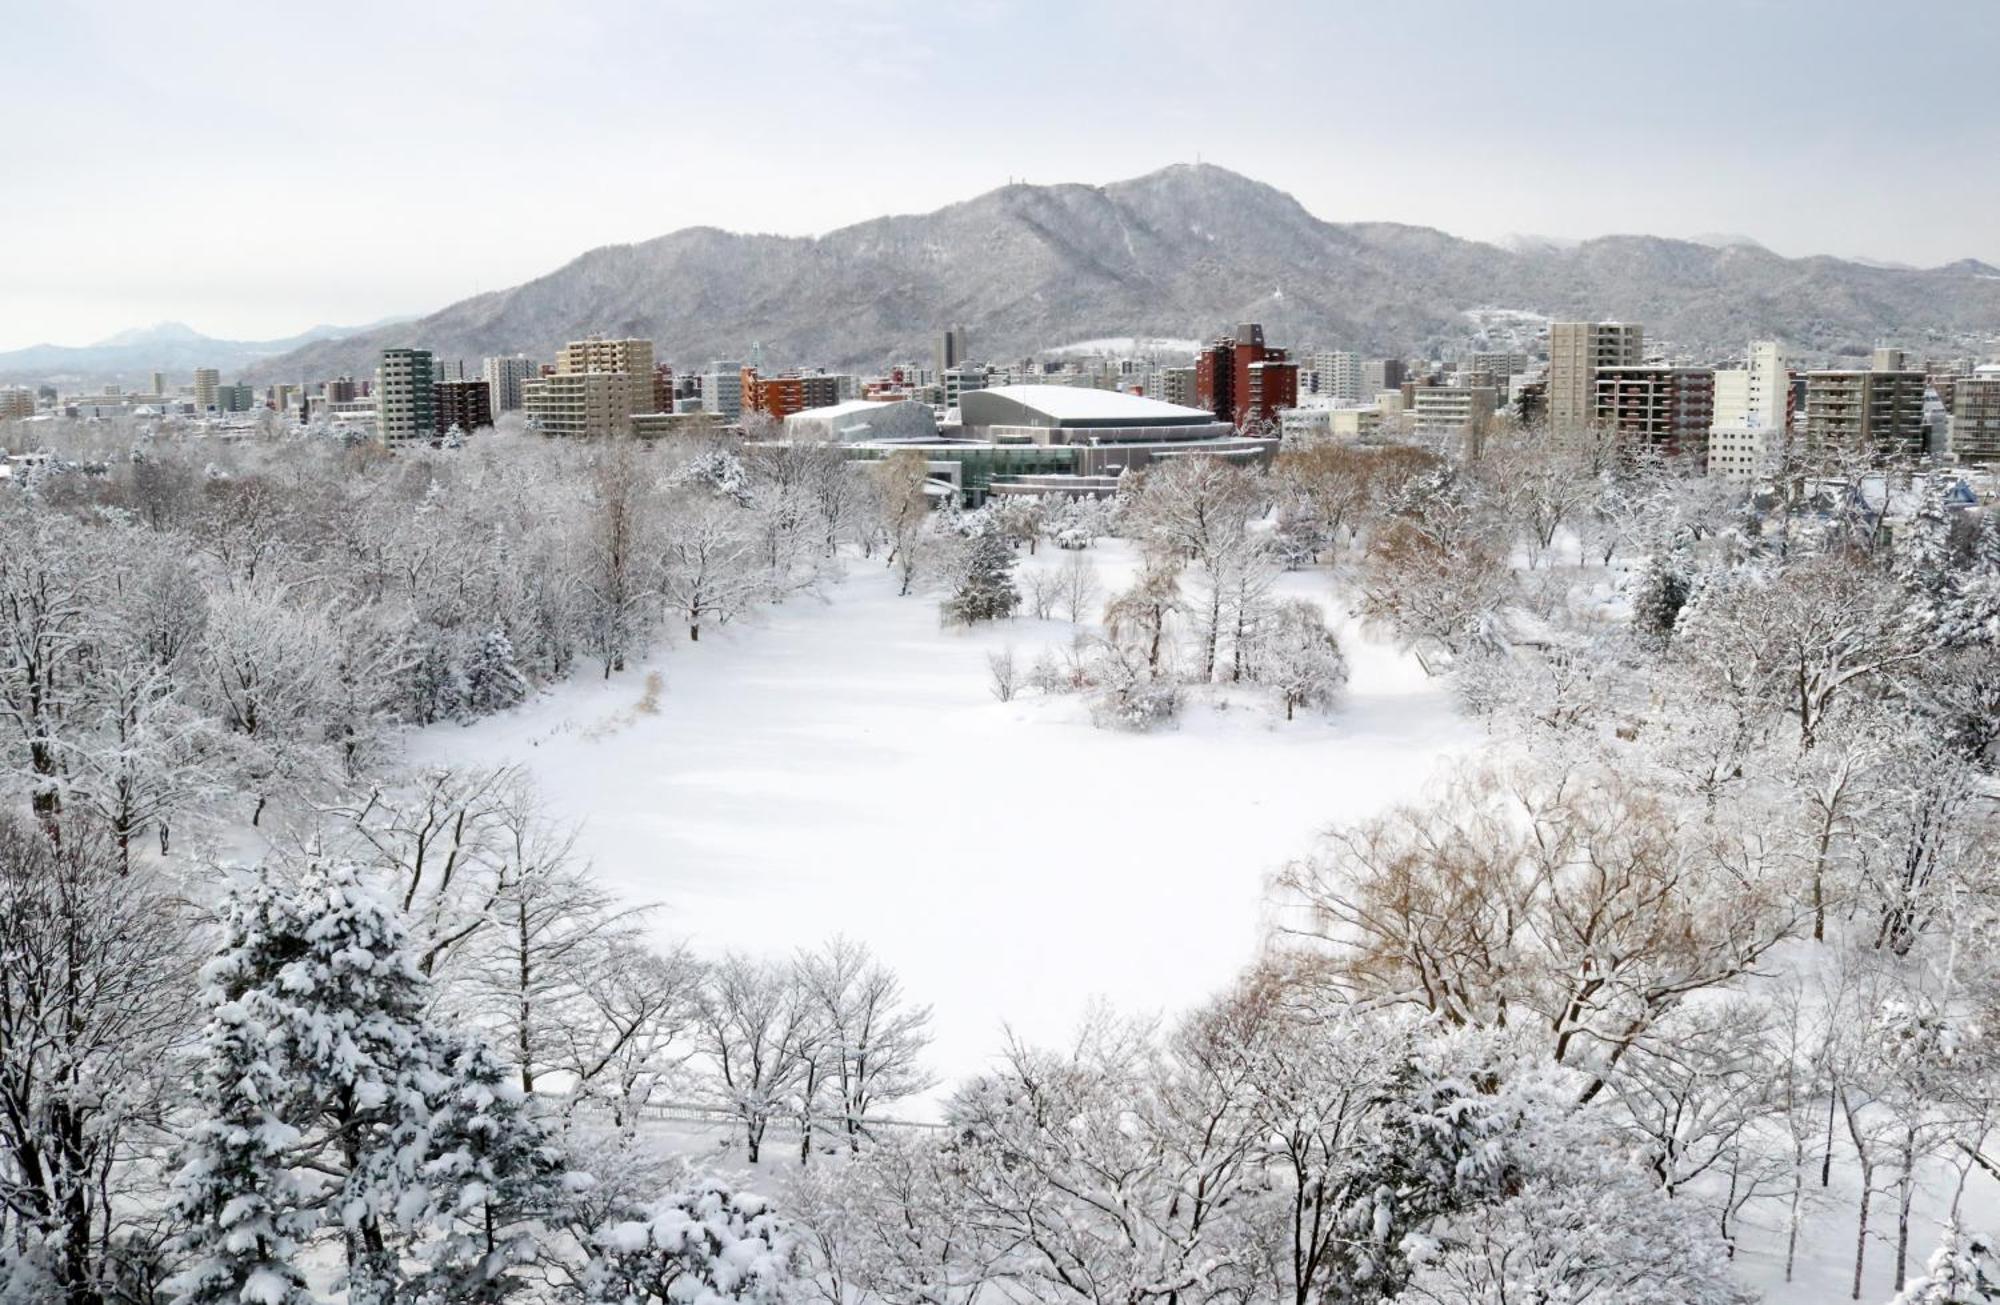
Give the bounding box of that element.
[796,938,934,1151]
[0,815,197,1304]
[697,954,812,1163]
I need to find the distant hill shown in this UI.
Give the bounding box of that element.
[222,164,2000,379]
[0,319,409,386]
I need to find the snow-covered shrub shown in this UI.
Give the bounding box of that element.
[987,648,1018,702]
[585,1181,796,1305]
[1086,639,1181,731]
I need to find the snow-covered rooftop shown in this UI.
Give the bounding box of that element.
[791,398,907,421]
[967,385,1214,426]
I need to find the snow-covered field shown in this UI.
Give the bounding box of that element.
[409,540,1476,1094]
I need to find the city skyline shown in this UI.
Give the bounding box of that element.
[3,0,1997,351]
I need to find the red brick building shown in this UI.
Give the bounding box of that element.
[1194,322,1299,429]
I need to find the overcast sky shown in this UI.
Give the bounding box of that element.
[3,0,1995,351]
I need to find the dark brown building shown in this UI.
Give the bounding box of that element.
[433,379,493,435]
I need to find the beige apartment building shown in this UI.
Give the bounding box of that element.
[192,367,220,412]
[524,370,644,438]
[555,336,655,380]
[1803,368,1927,458]
[1547,321,1643,438]
[525,335,657,436]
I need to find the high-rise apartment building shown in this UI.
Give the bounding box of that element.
[0,388,35,420]
[1195,323,1299,428]
[434,379,494,434]
[1803,368,1927,458]
[935,326,968,381]
[375,348,438,444]
[556,337,655,379]
[1592,366,1715,461]
[1949,371,2000,465]
[1162,366,1196,408]
[481,355,537,412]
[150,371,166,397]
[1362,358,1406,395]
[1708,341,1790,482]
[740,368,847,421]
[523,371,642,438]
[192,367,220,412]
[216,382,256,413]
[1467,352,1529,387]
[1310,351,1362,404]
[1547,322,1644,437]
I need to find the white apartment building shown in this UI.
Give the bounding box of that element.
[701,361,744,420]
[1708,340,1787,482]
[1309,351,1362,404]
[1411,386,1496,451]
[481,355,538,412]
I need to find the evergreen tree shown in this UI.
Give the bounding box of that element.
[1633,549,1693,645]
[405,631,471,725]
[171,863,566,1305]
[168,873,323,1305]
[406,1037,567,1304]
[462,628,530,718]
[940,531,1019,626]
[1893,1223,2000,1303]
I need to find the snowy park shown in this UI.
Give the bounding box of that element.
[414,539,1477,1092]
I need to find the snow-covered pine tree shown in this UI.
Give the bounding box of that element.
[168,873,323,1305]
[173,861,565,1305]
[940,530,1019,626]
[1892,1223,2000,1303]
[405,1035,567,1304]
[405,630,471,725]
[462,627,530,718]
[1633,547,1694,645]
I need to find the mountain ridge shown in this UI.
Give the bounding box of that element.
[40,164,2000,385]
[0,318,416,385]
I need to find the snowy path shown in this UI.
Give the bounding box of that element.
[410,542,1476,1096]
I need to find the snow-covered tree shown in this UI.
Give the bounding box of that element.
[939,530,1019,626]
[0,817,196,1303]
[1893,1223,2000,1303]
[795,938,934,1151]
[1255,598,1349,719]
[696,957,812,1163]
[583,1181,795,1305]
[463,627,530,717]
[171,859,563,1303]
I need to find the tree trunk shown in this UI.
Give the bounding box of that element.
[1895,1130,1916,1290]
[1852,1166,1872,1300]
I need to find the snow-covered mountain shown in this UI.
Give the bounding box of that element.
[0,318,411,385]
[224,163,2000,377]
